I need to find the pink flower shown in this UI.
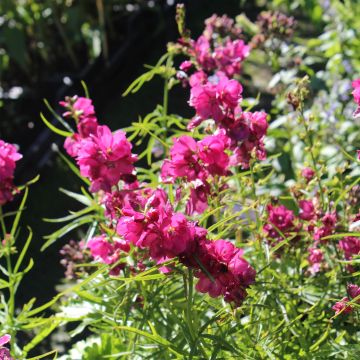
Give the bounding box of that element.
[77,125,137,192]
[186,180,210,215]
[0,140,22,181]
[332,297,353,315]
[189,75,242,123]
[299,200,315,221]
[87,235,114,264]
[352,79,360,118]
[189,82,224,121]
[267,204,295,231]
[161,136,202,182]
[0,140,22,205]
[339,236,360,260]
[194,35,216,72]
[263,204,299,246]
[0,334,12,360]
[180,60,193,72]
[198,132,230,176]
[228,251,256,286]
[0,335,11,347]
[307,247,323,274]
[191,238,255,305]
[301,167,315,182]
[214,39,250,77]
[189,71,208,87]
[347,284,360,302]
[87,234,129,273]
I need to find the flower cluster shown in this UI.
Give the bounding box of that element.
[188,72,268,168]
[0,139,22,205]
[87,185,256,306]
[263,204,299,246]
[60,240,92,279]
[161,132,230,214]
[176,14,249,79]
[252,11,296,47]
[191,239,256,306]
[61,97,137,192]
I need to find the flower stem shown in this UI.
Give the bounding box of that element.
[299,111,326,211]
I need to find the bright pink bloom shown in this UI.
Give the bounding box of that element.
[189,75,242,122]
[87,235,129,275]
[301,167,315,182]
[0,334,12,360]
[198,132,230,176]
[0,140,22,181]
[193,238,255,306]
[264,204,299,245]
[299,200,315,221]
[214,39,250,77]
[314,212,337,242]
[332,297,353,315]
[228,111,268,168]
[161,136,201,182]
[194,35,216,72]
[0,335,10,347]
[180,60,192,72]
[186,180,210,215]
[77,125,137,192]
[267,204,295,231]
[189,71,208,87]
[0,140,22,205]
[352,79,360,118]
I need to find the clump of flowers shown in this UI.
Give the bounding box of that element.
[60,240,92,279]
[60,96,137,192]
[263,204,299,246]
[0,139,22,205]
[61,96,99,158]
[252,10,296,47]
[188,72,268,168]
[173,7,250,81]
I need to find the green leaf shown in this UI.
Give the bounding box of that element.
[40,112,73,137]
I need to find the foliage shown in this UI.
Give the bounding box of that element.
[0,1,359,359]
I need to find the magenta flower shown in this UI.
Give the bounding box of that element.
[352,79,360,118]
[332,297,353,315]
[198,131,230,176]
[77,125,137,192]
[186,180,210,215]
[307,247,323,274]
[0,334,12,360]
[267,204,295,231]
[0,140,22,181]
[214,39,250,77]
[347,284,360,302]
[339,236,360,260]
[301,167,315,182]
[299,200,316,221]
[0,139,22,205]
[193,238,255,306]
[161,135,200,182]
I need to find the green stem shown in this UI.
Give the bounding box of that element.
[249,161,261,232]
[299,111,326,211]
